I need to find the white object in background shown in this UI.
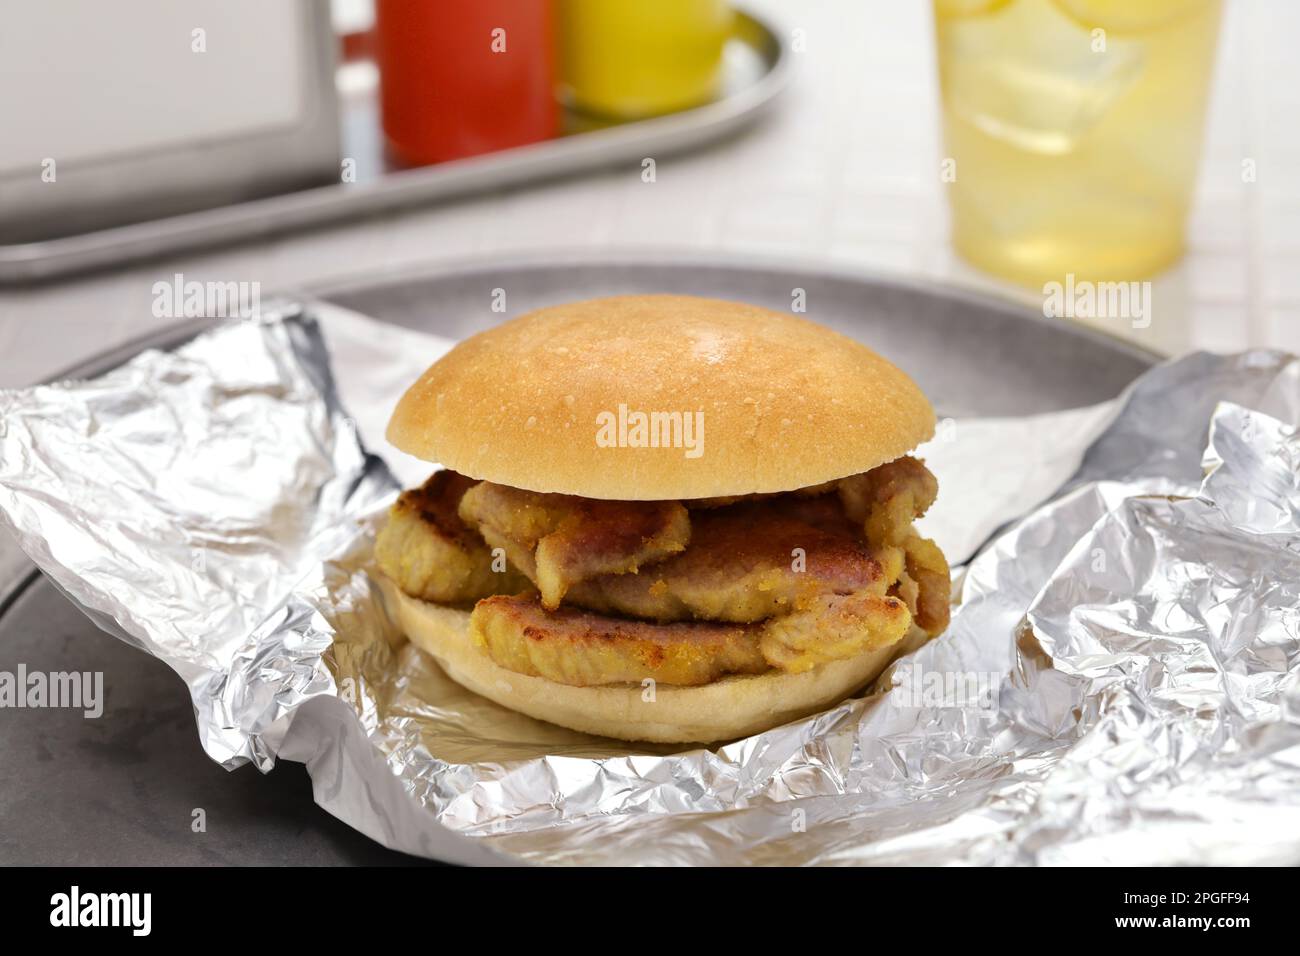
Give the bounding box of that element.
[0,0,339,243]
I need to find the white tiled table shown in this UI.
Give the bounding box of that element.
[1,0,1296,386]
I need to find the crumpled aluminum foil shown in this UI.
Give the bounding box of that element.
[2,303,1298,866]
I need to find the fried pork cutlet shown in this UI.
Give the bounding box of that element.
[562,500,894,623]
[757,588,913,674]
[469,591,910,687]
[471,594,767,687]
[457,481,690,609]
[374,470,530,603]
[900,533,951,634]
[456,471,943,631]
[385,457,951,688]
[836,455,950,634]
[838,454,939,547]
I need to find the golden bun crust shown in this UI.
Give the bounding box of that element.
[380,577,927,744]
[386,295,935,500]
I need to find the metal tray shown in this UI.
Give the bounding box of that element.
[0,255,1158,863]
[0,11,788,285]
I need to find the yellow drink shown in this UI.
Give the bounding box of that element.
[559,0,733,119]
[934,0,1222,285]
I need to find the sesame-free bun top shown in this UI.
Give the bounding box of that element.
[386,295,935,500]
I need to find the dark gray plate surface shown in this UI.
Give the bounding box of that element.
[317,253,1159,419]
[0,255,1157,864]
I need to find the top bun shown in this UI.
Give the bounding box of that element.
[386,295,935,500]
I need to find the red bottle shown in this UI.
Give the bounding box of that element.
[374,0,558,165]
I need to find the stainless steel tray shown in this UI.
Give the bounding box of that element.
[0,255,1158,863]
[0,11,788,285]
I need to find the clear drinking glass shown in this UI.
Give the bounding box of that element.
[933,0,1223,285]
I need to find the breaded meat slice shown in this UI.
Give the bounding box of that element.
[838,455,939,547]
[564,498,894,623]
[470,594,768,687]
[839,456,950,634]
[458,481,690,609]
[758,588,913,674]
[375,470,530,603]
[900,533,951,635]
[471,583,915,688]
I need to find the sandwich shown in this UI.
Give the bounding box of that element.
[375,294,950,743]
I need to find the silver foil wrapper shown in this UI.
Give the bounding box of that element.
[2,304,1298,866]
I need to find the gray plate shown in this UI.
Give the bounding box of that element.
[0,256,1157,864]
[314,252,1159,419]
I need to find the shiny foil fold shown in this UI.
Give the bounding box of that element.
[2,305,1298,866]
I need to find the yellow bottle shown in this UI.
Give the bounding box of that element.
[559,0,733,119]
[934,0,1222,286]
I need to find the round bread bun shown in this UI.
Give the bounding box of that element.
[381,576,928,744]
[387,295,935,500]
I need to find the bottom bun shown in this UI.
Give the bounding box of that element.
[380,576,931,744]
